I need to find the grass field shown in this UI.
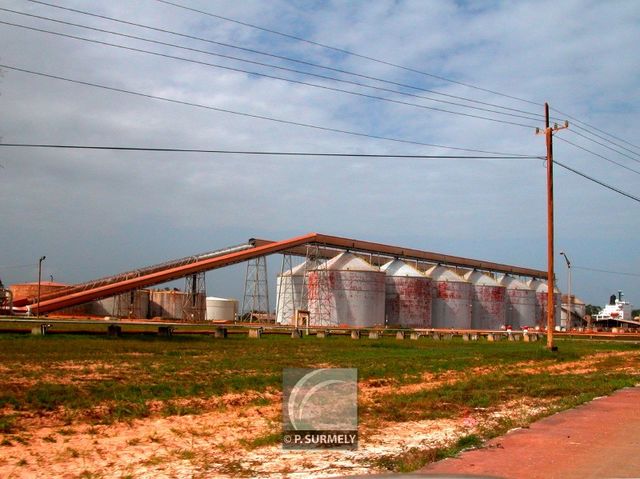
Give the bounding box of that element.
[1,333,639,477]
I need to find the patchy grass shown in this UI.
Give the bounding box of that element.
[0,334,638,425]
[0,333,639,477]
[455,433,484,450]
[371,447,439,473]
[239,432,281,450]
[366,370,637,422]
[0,414,18,434]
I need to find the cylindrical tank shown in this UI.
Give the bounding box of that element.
[464,271,506,330]
[571,296,586,320]
[499,276,536,329]
[425,266,471,329]
[206,296,238,321]
[307,252,385,327]
[149,290,191,319]
[1,288,13,314]
[90,290,150,318]
[530,279,562,328]
[381,259,431,328]
[10,282,89,316]
[275,259,321,324]
[10,281,69,301]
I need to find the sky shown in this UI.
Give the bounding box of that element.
[0,0,639,308]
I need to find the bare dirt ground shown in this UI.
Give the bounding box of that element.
[1,350,638,479]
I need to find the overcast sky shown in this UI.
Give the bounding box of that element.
[1,0,638,307]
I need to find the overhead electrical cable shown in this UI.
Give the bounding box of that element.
[554,159,640,204]
[23,0,636,153]
[556,137,640,176]
[3,146,636,205]
[0,143,542,159]
[0,8,544,124]
[567,129,640,164]
[0,19,540,128]
[551,106,640,153]
[572,124,640,159]
[0,263,37,270]
[572,266,640,278]
[0,63,534,156]
[21,0,546,119]
[153,0,541,107]
[151,0,640,152]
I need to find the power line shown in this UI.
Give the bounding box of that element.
[0,19,540,129]
[551,106,640,154]
[0,263,37,270]
[149,1,640,153]
[0,143,541,159]
[568,129,640,164]
[573,266,640,278]
[0,8,544,124]
[572,124,640,160]
[154,0,541,107]
[556,137,640,176]
[554,159,640,204]
[19,1,546,120]
[0,63,534,157]
[24,0,636,156]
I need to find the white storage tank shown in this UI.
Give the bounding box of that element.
[464,271,506,330]
[275,259,321,324]
[307,252,385,327]
[530,279,562,328]
[206,296,238,321]
[425,266,472,329]
[499,275,536,329]
[381,259,431,328]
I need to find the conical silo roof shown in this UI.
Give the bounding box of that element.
[280,258,323,276]
[325,252,378,272]
[464,270,500,286]
[527,278,543,291]
[531,279,561,294]
[381,259,424,277]
[425,265,467,282]
[499,275,531,290]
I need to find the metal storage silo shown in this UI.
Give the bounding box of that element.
[381,259,431,328]
[307,252,385,327]
[10,281,69,301]
[90,290,150,318]
[206,297,238,321]
[530,279,562,328]
[149,290,186,319]
[499,275,536,329]
[464,271,506,330]
[425,266,472,329]
[10,282,89,316]
[275,259,321,324]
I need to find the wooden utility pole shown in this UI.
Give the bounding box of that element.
[537,103,568,350]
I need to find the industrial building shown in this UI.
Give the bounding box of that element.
[2,232,561,330]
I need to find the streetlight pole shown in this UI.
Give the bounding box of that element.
[37,255,46,318]
[560,252,571,330]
